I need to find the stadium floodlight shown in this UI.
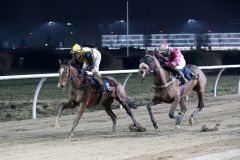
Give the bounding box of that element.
[67,22,73,26]
[48,21,55,26]
[188,19,196,23]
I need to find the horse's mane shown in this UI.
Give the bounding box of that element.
[145,51,156,56]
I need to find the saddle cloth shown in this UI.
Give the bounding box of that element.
[160,60,197,81]
[181,66,197,81]
[85,75,111,92]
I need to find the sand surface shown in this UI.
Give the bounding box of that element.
[0,94,239,160]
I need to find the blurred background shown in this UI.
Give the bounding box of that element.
[0,0,240,75]
[0,0,240,121]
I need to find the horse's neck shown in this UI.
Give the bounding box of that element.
[153,68,169,85]
[70,67,83,88]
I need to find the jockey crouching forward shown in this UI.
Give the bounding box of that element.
[156,41,188,85]
[70,43,111,92]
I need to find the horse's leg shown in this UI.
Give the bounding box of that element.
[102,98,117,132]
[114,86,143,130]
[66,103,86,140]
[189,90,205,125]
[57,89,79,128]
[119,99,142,130]
[176,96,187,125]
[55,100,76,128]
[147,97,159,129]
[168,97,180,125]
[104,107,117,132]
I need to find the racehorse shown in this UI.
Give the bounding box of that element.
[139,52,207,128]
[56,60,144,140]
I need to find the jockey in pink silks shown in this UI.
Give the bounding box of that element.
[156,41,188,84]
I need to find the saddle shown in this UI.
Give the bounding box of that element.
[159,60,197,81]
[84,74,112,93]
[181,66,198,81]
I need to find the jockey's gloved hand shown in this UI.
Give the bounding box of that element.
[91,68,97,74]
[85,71,92,75]
[85,65,93,71]
[168,62,177,68]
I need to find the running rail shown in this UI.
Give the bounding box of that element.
[0,65,240,119]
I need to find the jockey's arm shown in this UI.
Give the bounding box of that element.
[71,58,80,68]
[155,51,168,62]
[168,49,181,67]
[83,52,94,71]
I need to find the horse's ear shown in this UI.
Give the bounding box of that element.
[59,59,62,65]
[67,59,72,65]
[145,48,149,54]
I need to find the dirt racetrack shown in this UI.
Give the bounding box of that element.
[0,94,239,160]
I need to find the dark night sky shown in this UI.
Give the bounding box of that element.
[0,0,240,46]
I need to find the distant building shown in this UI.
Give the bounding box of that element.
[102,33,240,50]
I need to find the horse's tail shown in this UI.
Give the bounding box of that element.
[126,98,138,109]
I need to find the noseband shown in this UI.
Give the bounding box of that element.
[141,54,176,88]
[62,66,79,86]
[141,55,161,72]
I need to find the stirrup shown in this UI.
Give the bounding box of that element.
[191,73,198,79]
[180,78,188,85]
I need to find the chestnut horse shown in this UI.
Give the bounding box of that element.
[56,60,144,140]
[139,52,206,128]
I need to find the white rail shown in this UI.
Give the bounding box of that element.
[0,65,240,119]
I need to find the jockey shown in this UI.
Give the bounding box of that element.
[70,43,111,92]
[157,41,188,84]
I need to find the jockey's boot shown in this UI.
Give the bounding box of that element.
[175,69,188,85]
[190,72,198,80]
[93,72,104,92]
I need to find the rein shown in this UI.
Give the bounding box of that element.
[144,55,160,73]
[152,77,176,88]
[144,54,176,88]
[64,66,85,89]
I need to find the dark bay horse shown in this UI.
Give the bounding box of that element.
[139,52,207,128]
[56,60,144,140]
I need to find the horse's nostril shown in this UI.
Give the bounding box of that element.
[58,85,64,89]
[141,70,144,74]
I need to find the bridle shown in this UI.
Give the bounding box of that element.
[140,54,176,88]
[60,65,79,87]
[140,54,161,73]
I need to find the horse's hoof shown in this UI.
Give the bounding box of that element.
[153,122,159,129]
[128,124,136,131]
[189,117,195,125]
[138,126,146,132]
[175,125,180,129]
[65,137,71,142]
[129,124,146,132]
[176,120,181,126]
[65,133,73,142]
[55,118,60,128]
[55,123,60,129]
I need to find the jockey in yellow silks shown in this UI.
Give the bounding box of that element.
[70,43,108,91]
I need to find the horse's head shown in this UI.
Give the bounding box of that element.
[58,59,71,89]
[139,52,161,78]
[58,59,86,90]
